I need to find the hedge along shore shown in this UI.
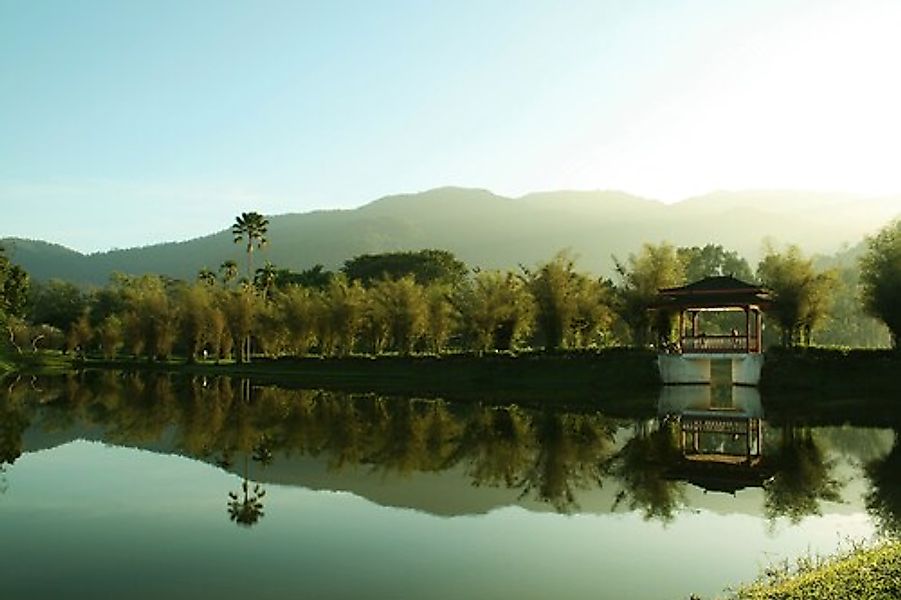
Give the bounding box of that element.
[6,346,901,418]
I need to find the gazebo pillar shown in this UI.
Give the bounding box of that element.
[756,309,763,352]
[744,306,751,352]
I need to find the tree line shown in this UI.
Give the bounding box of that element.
[3,213,901,360]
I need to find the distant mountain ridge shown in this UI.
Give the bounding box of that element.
[3,187,899,285]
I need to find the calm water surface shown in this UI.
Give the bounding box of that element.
[1,373,898,599]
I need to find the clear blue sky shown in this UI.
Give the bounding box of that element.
[3,0,900,252]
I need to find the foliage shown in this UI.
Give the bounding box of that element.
[0,247,29,320]
[274,264,334,290]
[757,245,836,347]
[222,287,262,363]
[318,276,366,356]
[273,286,319,356]
[366,276,427,354]
[613,243,684,347]
[422,284,455,353]
[454,270,535,352]
[27,279,85,332]
[860,219,901,348]
[814,263,892,348]
[177,283,217,362]
[678,243,754,282]
[342,249,467,287]
[523,251,613,350]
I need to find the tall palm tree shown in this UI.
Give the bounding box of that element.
[232,212,270,280]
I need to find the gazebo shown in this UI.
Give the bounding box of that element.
[654,275,772,386]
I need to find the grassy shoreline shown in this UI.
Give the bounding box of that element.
[720,539,901,600]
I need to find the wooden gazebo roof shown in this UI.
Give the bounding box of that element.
[655,275,772,309]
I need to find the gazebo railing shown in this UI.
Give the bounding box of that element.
[681,335,760,354]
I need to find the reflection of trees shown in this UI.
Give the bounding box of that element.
[764,426,842,523]
[9,373,638,513]
[0,395,29,468]
[0,381,36,497]
[517,412,618,512]
[457,406,533,489]
[369,400,462,476]
[603,421,685,523]
[11,372,901,531]
[866,433,901,535]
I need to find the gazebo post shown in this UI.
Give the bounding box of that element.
[756,309,763,352]
[678,310,684,351]
[745,306,750,352]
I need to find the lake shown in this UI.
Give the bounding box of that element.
[1,372,898,599]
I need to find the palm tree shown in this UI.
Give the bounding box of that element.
[197,267,217,287]
[232,212,270,280]
[254,261,278,300]
[219,260,239,287]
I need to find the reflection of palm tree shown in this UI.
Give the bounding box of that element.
[227,454,266,528]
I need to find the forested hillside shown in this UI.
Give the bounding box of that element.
[3,187,899,285]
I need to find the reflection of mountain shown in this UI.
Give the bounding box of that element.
[5,373,894,524]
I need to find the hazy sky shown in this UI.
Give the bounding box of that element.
[3,0,901,252]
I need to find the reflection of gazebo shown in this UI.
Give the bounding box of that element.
[654,276,772,386]
[658,385,773,494]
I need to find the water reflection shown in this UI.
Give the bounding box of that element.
[228,455,267,527]
[658,386,769,495]
[0,371,897,529]
[867,436,901,535]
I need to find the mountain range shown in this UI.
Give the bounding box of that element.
[4,187,900,286]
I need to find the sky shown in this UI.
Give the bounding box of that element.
[3,0,901,253]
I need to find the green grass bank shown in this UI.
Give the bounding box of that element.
[721,539,901,600]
